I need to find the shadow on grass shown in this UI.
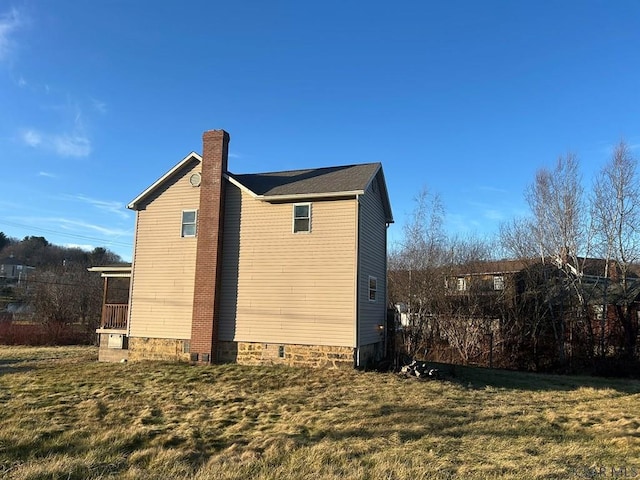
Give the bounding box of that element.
[428,361,640,394]
[0,359,35,376]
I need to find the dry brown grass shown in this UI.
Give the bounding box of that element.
[0,346,639,479]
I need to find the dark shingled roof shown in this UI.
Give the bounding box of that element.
[229,163,382,197]
[0,257,27,266]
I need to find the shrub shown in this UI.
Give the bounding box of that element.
[0,320,95,346]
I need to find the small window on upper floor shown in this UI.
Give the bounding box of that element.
[457,277,467,291]
[493,275,505,290]
[181,210,197,237]
[369,276,378,302]
[293,203,311,233]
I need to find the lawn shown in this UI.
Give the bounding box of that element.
[0,346,638,479]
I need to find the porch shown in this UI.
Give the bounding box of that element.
[88,265,132,362]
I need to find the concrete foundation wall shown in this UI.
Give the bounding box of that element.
[218,341,354,368]
[97,333,129,363]
[357,341,384,369]
[128,337,191,362]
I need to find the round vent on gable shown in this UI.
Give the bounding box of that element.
[189,172,202,187]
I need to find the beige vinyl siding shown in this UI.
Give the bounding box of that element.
[219,184,357,346]
[128,160,200,339]
[357,174,388,346]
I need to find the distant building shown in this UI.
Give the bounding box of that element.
[0,255,35,282]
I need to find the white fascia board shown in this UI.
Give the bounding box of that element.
[100,272,131,278]
[127,152,202,210]
[87,265,132,278]
[259,190,364,202]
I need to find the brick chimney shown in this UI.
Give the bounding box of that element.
[190,129,230,363]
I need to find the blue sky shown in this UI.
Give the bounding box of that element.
[1,1,639,262]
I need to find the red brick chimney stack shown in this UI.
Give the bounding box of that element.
[190,129,230,363]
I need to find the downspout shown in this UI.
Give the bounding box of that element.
[354,195,361,367]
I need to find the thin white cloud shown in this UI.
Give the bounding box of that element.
[477,185,508,194]
[21,128,91,157]
[446,213,471,233]
[63,194,129,220]
[38,171,57,178]
[0,7,22,62]
[91,98,107,114]
[22,129,41,147]
[53,133,91,157]
[48,217,130,237]
[483,209,504,221]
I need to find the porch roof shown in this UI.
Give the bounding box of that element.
[87,264,132,278]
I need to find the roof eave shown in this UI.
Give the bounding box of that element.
[87,265,132,278]
[372,165,394,223]
[260,190,364,202]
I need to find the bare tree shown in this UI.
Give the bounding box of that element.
[437,236,498,365]
[524,153,593,366]
[592,141,640,359]
[499,217,538,260]
[388,186,448,358]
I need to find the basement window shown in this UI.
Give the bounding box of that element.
[369,276,378,302]
[293,203,311,233]
[181,210,197,237]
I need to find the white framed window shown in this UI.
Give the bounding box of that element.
[368,276,378,302]
[456,277,467,291]
[293,203,311,233]
[493,275,504,290]
[181,210,197,237]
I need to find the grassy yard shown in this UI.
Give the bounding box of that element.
[0,346,638,479]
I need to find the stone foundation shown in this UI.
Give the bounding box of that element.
[128,337,191,362]
[218,341,354,368]
[102,337,380,368]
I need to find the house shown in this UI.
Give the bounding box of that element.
[93,129,393,368]
[391,255,640,369]
[0,255,35,282]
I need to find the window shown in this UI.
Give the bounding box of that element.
[456,277,467,291]
[493,275,505,290]
[594,305,604,321]
[293,203,311,233]
[369,276,378,302]
[181,210,197,237]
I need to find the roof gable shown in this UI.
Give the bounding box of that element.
[128,152,202,210]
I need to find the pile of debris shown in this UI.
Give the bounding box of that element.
[400,360,441,380]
